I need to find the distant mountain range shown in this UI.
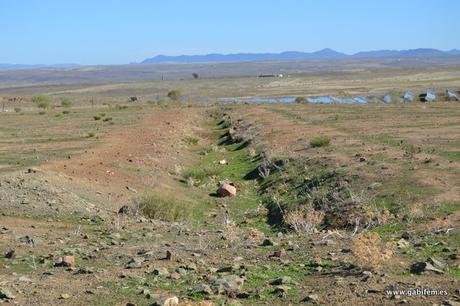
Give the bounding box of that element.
[2,48,460,69]
[142,48,460,64]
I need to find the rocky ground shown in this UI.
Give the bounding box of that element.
[1,104,459,306]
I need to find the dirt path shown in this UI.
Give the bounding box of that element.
[42,107,206,208]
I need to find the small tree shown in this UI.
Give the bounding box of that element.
[60,97,72,108]
[167,90,181,101]
[32,95,50,109]
[295,97,307,103]
[192,73,199,79]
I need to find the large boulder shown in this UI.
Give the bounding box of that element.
[217,183,236,197]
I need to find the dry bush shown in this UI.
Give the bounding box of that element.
[244,227,264,242]
[351,231,395,271]
[221,214,240,245]
[284,207,324,234]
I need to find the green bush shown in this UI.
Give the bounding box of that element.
[295,97,307,103]
[182,166,222,182]
[62,110,70,114]
[310,136,331,147]
[14,107,21,113]
[87,132,95,138]
[167,90,181,101]
[103,117,112,122]
[60,97,72,108]
[93,115,101,120]
[32,95,50,109]
[138,193,190,222]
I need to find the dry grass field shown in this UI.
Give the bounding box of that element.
[0,65,459,305]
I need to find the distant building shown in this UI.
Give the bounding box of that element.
[446,89,459,101]
[419,91,436,102]
[383,95,393,103]
[402,91,414,102]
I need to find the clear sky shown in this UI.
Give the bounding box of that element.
[1,0,459,65]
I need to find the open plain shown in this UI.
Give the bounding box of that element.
[0,62,460,305]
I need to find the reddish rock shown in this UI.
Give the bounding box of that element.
[217,183,236,197]
[272,248,286,258]
[55,255,75,267]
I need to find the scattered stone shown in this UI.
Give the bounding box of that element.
[59,293,71,299]
[126,257,143,269]
[55,255,75,267]
[169,272,181,280]
[18,276,32,283]
[217,183,236,197]
[163,296,179,306]
[302,294,319,302]
[139,288,151,298]
[271,248,286,258]
[270,276,293,285]
[396,238,410,249]
[18,235,34,245]
[361,271,373,282]
[165,250,173,261]
[212,275,245,295]
[218,159,227,165]
[0,288,16,300]
[272,285,291,297]
[193,284,213,295]
[427,257,446,269]
[151,267,169,277]
[410,261,444,274]
[5,250,15,259]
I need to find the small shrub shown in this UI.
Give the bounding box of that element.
[32,95,50,109]
[167,90,181,101]
[38,111,46,115]
[103,117,112,122]
[284,207,324,234]
[99,113,106,117]
[138,193,190,222]
[60,97,72,108]
[115,104,128,110]
[14,107,21,113]
[87,132,95,138]
[93,116,101,120]
[351,231,394,271]
[295,97,307,103]
[182,166,222,186]
[183,136,199,145]
[62,110,70,114]
[310,136,331,147]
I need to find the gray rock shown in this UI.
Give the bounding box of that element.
[302,294,319,302]
[126,257,144,269]
[212,275,244,294]
[410,261,444,274]
[151,267,169,277]
[193,284,213,295]
[0,288,16,300]
[270,276,294,285]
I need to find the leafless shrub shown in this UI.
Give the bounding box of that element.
[351,231,395,271]
[221,213,240,246]
[284,207,324,234]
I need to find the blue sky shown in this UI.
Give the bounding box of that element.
[1,0,459,65]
